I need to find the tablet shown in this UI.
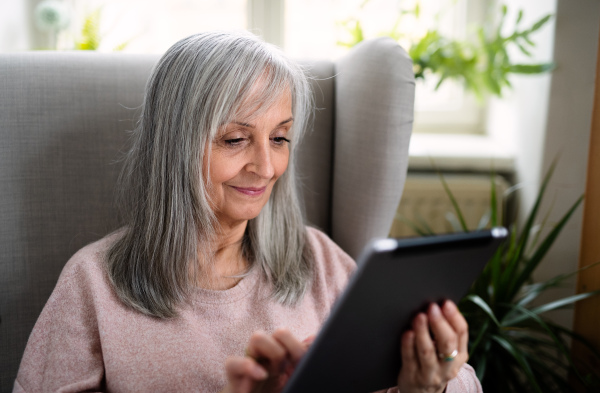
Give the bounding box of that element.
[282,228,508,393]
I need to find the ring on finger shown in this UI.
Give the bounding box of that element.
[438,349,458,362]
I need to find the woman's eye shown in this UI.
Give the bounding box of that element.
[224,138,245,146]
[272,137,291,145]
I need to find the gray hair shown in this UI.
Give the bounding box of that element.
[107,31,314,319]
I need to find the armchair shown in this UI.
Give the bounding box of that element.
[0,37,414,390]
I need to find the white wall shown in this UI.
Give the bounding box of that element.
[535,0,600,328]
[487,0,599,330]
[509,0,557,220]
[487,0,557,218]
[0,0,31,51]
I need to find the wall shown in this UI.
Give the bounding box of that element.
[508,0,557,220]
[486,0,599,330]
[0,0,30,51]
[487,0,556,218]
[535,0,600,328]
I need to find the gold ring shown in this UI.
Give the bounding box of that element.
[438,349,458,362]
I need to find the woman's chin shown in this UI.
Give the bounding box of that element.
[217,209,263,227]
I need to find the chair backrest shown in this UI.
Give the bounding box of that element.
[0,37,414,391]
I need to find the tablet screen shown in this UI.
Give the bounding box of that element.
[282,228,507,393]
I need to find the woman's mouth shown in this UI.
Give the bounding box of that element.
[231,186,267,196]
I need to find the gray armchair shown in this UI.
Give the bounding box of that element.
[0,37,414,391]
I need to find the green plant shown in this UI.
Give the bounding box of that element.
[406,164,600,392]
[74,8,102,50]
[74,7,132,51]
[337,2,554,99]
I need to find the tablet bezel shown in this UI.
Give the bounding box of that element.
[282,228,508,393]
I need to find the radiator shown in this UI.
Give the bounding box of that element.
[390,173,510,238]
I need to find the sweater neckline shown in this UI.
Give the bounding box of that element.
[191,265,261,305]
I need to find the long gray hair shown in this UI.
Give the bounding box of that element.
[107,31,314,319]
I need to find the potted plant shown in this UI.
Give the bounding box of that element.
[404,164,600,392]
[337,2,554,98]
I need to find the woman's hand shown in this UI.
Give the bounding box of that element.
[397,300,469,393]
[220,329,309,393]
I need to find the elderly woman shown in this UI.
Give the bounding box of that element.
[14,32,481,393]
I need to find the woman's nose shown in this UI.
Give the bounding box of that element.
[247,140,275,179]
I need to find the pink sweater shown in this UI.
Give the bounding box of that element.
[14,227,482,393]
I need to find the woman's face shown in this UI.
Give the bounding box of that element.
[205,89,292,228]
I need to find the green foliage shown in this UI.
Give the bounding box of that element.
[406,164,600,392]
[74,8,102,50]
[337,3,555,98]
[74,7,131,52]
[336,19,365,48]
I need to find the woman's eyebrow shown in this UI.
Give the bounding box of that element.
[232,117,294,129]
[233,121,253,128]
[278,117,294,126]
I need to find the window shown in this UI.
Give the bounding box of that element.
[283,0,487,135]
[43,0,486,134]
[65,0,247,53]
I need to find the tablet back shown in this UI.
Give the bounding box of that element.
[283,228,507,393]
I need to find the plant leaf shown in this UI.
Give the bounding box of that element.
[489,244,505,305]
[336,19,364,48]
[476,209,491,230]
[397,214,435,236]
[528,196,555,255]
[473,352,487,381]
[75,7,103,50]
[468,318,490,357]
[524,353,575,392]
[500,303,589,383]
[528,14,552,34]
[546,321,600,361]
[504,160,558,300]
[438,172,469,232]
[491,334,543,392]
[516,10,523,25]
[517,260,600,307]
[463,294,501,326]
[510,63,556,74]
[530,290,600,315]
[504,290,600,326]
[516,42,533,57]
[508,194,584,300]
[523,35,536,47]
[490,171,498,227]
[113,35,137,52]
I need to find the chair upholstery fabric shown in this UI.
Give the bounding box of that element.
[333,38,414,257]
[0,38,414,391]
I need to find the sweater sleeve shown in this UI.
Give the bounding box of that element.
[445,364,483,393]
[14,248,105,393]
